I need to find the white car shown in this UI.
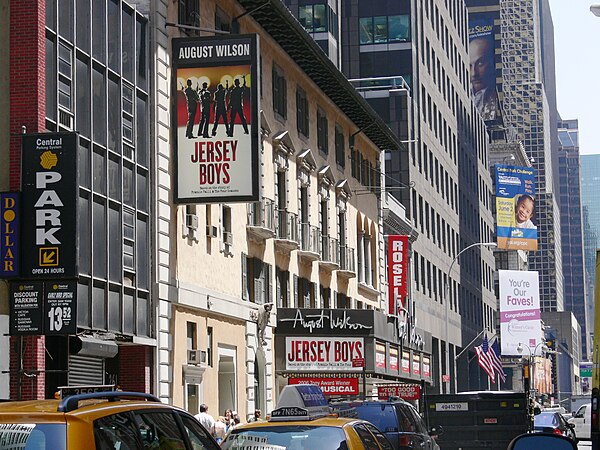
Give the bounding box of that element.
[568,402,591,440]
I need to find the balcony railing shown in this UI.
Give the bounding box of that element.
[274,209,299,251]
[298,223,320,260]
[320,234,340,269]
[338,245,356,278]
[246,199,276,240]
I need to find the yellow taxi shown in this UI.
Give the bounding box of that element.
[220,385,393,450]
[0,390,220,449]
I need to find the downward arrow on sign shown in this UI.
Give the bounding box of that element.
[42,251,56,264]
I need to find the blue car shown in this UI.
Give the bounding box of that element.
[330,399,441,450]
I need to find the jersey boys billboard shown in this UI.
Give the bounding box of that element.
[285,337,365,371]
[173,35,260,203]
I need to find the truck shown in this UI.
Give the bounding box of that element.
[424,391,529,450]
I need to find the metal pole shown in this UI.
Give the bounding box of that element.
[444,242,497,393]
[362,365,366,399]
[17,336,23,401]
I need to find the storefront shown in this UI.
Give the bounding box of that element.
[274,308,432,400]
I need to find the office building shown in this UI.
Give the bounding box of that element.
[498,0,563,312]
[557,119,590,358]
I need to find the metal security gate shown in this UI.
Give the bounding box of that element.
[68,354,104,386]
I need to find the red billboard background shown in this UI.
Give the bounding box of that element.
[377,384,421,401]
[288,377,359,396]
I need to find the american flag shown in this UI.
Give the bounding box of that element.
[475,334,495,382]
[489,339,506,383]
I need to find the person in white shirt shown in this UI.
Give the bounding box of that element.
[194,403,216,436]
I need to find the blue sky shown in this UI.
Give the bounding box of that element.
[548,1,600,154]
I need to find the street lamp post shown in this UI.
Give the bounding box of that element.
[517,341,547,431]
[444,242,497,393]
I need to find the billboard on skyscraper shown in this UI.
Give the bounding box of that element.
[496,164,538,251]
[499,270,544,356]
[468,15,500,122]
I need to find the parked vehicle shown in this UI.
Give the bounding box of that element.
[329,398,441,450]
[0,390,220,450]
[567,402,591,440]
[425,391,529,450]
[533,411,576,440]
[222,385,394,450]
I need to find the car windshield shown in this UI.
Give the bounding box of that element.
[221,425,349,450]
[352,404,406,433]
[534,413,559,427]
[0,423,66,449]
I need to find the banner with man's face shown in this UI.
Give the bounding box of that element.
[172,35,260,203]
[468,15,499,122]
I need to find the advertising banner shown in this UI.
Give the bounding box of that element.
[534,357,553,395]
[285,337,364,371]
[402,351,410,374]
[423,356,431,378]
[10,282,44,335]
[468,15,499,122]
[288,377,359,396]
[10,281,77,336]
[581,362,592,393]
[412,353,421,376]
[499,270,543,356]
[388,235,409,314]
[172,34,260,203]
[21,133,79,279]
[496,165,537,251]
[389,347,399,371]
[377,384,421,401]
[1,193,20,278]
[376,343,386,369]
[44,281,77,335]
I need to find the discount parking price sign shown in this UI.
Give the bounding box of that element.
[44,281,77,335]
[9,280,77,335]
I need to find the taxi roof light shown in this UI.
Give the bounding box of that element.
[270,385,331,422]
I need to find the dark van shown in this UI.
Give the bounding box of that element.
[330,399,441,450]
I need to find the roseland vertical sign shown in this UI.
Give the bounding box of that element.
[21,133,79,279]
[173,34,260,203]
[388,235,409,314]
[1,192,20,278]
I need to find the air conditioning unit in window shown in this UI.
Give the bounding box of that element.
[223,231,233,246]
[206,225,218,238]
[187,349,207,365]
[185,214,198,230]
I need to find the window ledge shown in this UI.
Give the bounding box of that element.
[358,282,380,298]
